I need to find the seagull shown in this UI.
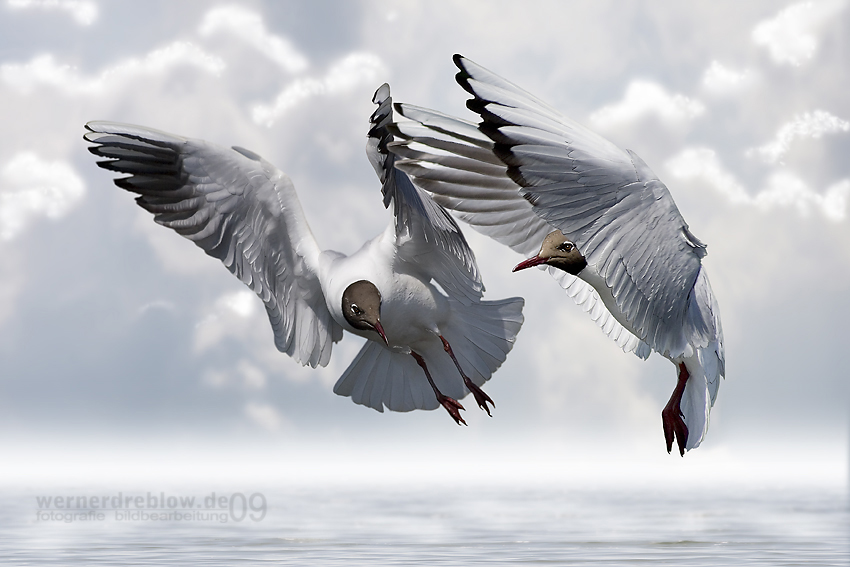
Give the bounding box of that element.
[83,83,524,425]
[389,55,724,454]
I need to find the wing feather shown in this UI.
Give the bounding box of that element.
[84,121,343,367]
[391,55,714,361]
[368,84,483,303]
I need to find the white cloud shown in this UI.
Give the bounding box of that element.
[6,0,97,25]
[194,290,260,353]
[666,147,848,221]
[0,152,85,240]
[758,173,849,220]
[701,61,755,95]
[238,360,267,390]
[589,80,705,129]
[198,5,308,73]
[201,358,267,390]
[244,402,283,431]
[752,0,847,66]
[220,289,257,318]
[252,52,385,127]
[0,41,225,96]
[747,110,850,164]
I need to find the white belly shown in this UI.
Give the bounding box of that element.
[321,244,449,353]
[379,271,449,350]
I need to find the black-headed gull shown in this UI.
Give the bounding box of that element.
[83,83,524,425]
[390,56,724,454]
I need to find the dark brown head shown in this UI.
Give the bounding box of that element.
[342,280,388,345]
[513,230,587,276]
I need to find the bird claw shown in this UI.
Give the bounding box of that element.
[661,407,689,457]
[464,378,494,416]
[438,395,467,426]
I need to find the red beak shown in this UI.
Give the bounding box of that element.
[512,255,547,272]
[373,321,389,346]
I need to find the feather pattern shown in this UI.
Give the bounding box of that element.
[84,82,526,425]
[368,84,483,304]
[390,55,725,451]
[334,295,524,412]
[84,121,343,367]
[391,107,650,359]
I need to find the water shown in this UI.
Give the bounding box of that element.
[2,481,846,565]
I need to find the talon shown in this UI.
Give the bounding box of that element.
[662,406,689,457]
[441,335,495,417]
[662,362,690,457]
[464,377,494,416]
[439,394,467,426]
[411,350,468,426]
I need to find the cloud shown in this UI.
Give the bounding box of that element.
[244,402,283,431]
[252,52,385,127]
[6,0,97,25]
[0,41,224,96]
[198,5,308,73]
[589,80,705,129]
[202,359,267,390]
[666,147,848,221]
[701,61,755,95]
[0,152,85,240]
[752,0,847,66]
[194,290,260,353]
[238,360,267,390]
[747,110,850,163]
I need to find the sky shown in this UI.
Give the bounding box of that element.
[0,0,848,483]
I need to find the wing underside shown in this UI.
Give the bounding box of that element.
[85,121,343,367]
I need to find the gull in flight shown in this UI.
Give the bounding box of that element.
[83,83,524,425]
[390,55,724,454]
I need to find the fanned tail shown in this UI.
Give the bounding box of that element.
[441,295,525,390]
[334,342,439,412]
[681,268,725,450]
[334,296,524,412]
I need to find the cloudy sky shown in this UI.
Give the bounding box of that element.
[0,0,848,480]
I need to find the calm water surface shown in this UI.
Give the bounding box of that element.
[1,481,846,565]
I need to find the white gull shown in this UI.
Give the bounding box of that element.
[390,55,724,453]
[83,83,524,425]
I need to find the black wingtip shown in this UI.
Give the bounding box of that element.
[453,54,475,96]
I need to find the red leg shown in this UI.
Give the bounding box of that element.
[411,351,466,426]
[440,335,494,416]
[661,362,690,456]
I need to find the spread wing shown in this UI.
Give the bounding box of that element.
[368,83,483,303]
[391,55,711,359]
[84,121,343,367]
[389,105,650,358]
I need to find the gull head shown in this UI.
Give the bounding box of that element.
[513,230,587,276]
[342,280,388,345]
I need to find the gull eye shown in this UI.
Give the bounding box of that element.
[350,304,363,316]
[558,242,573,252]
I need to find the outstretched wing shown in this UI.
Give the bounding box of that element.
[84,121,343,367]
[392,55,710,360]
[368,83,483,303]
[451,55,707,359]
[390,110,650,358]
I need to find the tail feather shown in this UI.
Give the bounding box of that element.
[681,359,710,451]
[333,296,524,412]
[681,267,725,450]
[681,341,724,450]
[335,342,440,412]
[442,296,525,388]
